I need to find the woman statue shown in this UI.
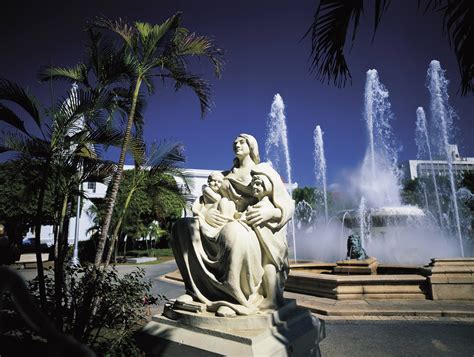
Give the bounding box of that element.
[171,134,294,316]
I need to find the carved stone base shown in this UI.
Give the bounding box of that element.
[137,299,325,356]
[334,257,378,275]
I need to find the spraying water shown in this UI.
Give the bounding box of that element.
[415,106,443,225]
[358,197,370,246]
[426,60,464,257]
[358,69,401,207]
[340,211,350,258]
[265,93,297,261]
[314,125,328,222]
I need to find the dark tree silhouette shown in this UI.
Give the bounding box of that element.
[306,0,473,95]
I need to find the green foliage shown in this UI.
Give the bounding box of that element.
[0,160,55,245]
[25,265,157,355]
[115,169,184,240]
[462,172,474,195]
[126,248,173,258]
[401,178,424,206]
[292,187,317,208]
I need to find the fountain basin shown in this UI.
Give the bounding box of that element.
[287,258,474,301]
[343,206,425,228]
[286,268,428,300]
[342,205,427,239]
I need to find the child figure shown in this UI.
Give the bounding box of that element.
[192,171,236,237]
[244,164,291,310]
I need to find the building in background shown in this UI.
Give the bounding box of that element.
[28,166,298,244]
[27,167,217,244]
[402,145,474,180]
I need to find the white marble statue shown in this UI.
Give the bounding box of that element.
[171,133,295,317]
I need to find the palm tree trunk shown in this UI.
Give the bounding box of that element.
[104,187,136,267]
[94,78,142,268]
[54,194,69,329]
[34,162,50,308]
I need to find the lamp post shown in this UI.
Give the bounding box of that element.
[70,82,82,266]
[70,181,81,266]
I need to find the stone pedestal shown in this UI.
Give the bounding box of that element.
[421,258,474,300]
[137,299,325,356]
[334,257,378,275]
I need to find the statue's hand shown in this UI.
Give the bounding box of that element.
[205,208,228,228]
[246,202,281,226]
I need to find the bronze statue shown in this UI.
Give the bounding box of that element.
[346,234,368,260]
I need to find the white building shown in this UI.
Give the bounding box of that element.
[29,167,217,244]
[402,145,474,180]
[31,166,297,245]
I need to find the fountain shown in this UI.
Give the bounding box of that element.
[426,60,464,257]
[287,64,472,301]
[336,69,437,262]
[415,106,444,225]
[359,69,401,207]
[313,125,328,222]
[265,93,297,261]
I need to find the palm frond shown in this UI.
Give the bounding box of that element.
[80,157,117,183]
[85,30,138,87]
[142,74,156,95]
[161,61,213,116]
[128,134,146,165]
[135,13,182,60]
[0,79,42,128]
[85,126,124,147]
[0,103,31,137]
[38,64,89,86]
[2,132,50,160]
[442,0,474,95]
[112,87,146,129]
[91,17,137,49]
[373,0,391,40]
[147,140,185,175]
[305,0,364,87]
[170,29,224,77]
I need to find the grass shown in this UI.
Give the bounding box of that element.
[118,248,174,265]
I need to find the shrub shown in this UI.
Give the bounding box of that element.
[11,265,158,356]
[126,248,173,258]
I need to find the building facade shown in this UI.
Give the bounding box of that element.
[30,166,297,245]
[402,145,474,180]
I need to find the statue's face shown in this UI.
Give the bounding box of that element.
[208,176,222,192]
[233,136,250,158]
[251,174,271,200]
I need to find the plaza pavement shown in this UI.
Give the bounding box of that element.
[14,259,474,320]
[13,260,474,356]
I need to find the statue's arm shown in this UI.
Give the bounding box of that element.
[246,200,282,227]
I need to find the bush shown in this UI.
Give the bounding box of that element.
[5,265,158,356]
[126,248,173,258]
[77,239,97,263]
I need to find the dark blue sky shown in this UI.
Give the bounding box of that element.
[1,1,473,187]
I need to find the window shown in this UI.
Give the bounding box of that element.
[87,182,96,193]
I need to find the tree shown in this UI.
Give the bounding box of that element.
[42,13,224,268]
[0,79,119,312]
[104,140,185,266]
[0,160,55,263]
[306,0,473,95]
[401,178,424,206]
[292,186,317,207]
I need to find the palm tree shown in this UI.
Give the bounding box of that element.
[0,79,120,309]
[306,0,473,95]
[41,13,223,268]
[104,140,185,266]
